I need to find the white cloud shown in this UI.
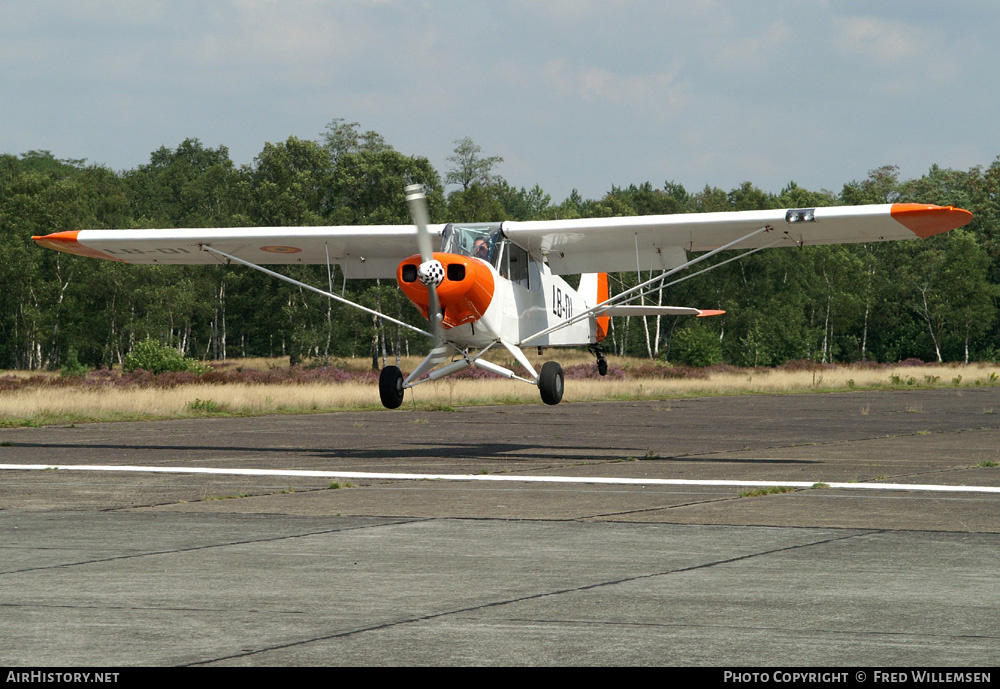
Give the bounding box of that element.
[705,19,793,74]
[540,59,690,117]
[833,16,924,65]
[1,1,998,200]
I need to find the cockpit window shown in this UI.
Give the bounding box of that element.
[440,223,502,264]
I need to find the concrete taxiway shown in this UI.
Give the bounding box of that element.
[1,387,998,666]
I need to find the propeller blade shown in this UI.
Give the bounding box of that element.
[426,276,443,340]
[404,184,445,345]
[405,184,434,264]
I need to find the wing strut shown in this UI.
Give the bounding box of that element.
[199,245,434,338]
[521,224,776,346]
[623,236,785,306]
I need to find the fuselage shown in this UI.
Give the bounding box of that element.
[395,225,599,349]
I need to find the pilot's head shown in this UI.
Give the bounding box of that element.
[473,238,489,258]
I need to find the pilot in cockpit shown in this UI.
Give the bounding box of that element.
[473,238,490,260]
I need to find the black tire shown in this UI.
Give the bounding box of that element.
[379,365,404,409]
[538,361,564,405]
[597,358,608,376]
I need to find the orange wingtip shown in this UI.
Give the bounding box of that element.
[890,204,973,238]
[32,231,125,262]
[696,309,726,318]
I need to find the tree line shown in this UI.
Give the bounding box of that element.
[1,119,998,371]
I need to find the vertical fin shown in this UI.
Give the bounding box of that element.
[579,272,610,342]
[595,272,609,342]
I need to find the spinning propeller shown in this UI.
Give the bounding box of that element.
[377,185,452,408]
[405,184,444,344]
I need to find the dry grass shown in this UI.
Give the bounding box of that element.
[202,349,610,373]
[0,383,384,425]
[1,359,998,426]
[0,369,50,379]
[569,363,999,399]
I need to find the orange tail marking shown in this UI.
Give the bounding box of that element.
[595,272,610,342]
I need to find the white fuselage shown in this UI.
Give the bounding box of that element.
[443,256,596,349]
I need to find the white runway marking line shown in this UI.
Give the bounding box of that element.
[1,464,999,494]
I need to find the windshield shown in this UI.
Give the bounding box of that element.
[440,223,502,263]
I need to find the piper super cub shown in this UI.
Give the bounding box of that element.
[34,186,972,407]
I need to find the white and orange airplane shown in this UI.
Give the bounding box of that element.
[34,188,972,407]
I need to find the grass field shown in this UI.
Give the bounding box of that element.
[1,354,998,427]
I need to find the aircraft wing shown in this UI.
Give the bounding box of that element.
[32,225,446,279]
[503,203,973,274]
[33,203,972,278]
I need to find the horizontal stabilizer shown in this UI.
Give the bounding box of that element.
[597,305,725,317]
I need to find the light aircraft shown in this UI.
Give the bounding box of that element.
[34,190,972,408]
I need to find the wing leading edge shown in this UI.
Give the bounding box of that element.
[32,225,445,279]
[33,203,971,277]
[503,203,973,274]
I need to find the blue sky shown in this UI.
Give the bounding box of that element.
[3,0,997,202]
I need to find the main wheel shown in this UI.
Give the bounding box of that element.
[597,358,608,376]
[379,365,404,409]
[538,361,564,405]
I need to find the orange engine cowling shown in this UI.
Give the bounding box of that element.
[397,253,495,329]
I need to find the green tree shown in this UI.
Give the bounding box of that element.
[841,165,901,205]
[937,230,997,363]
[246,136,335,226]
[124,139,242,228]
[670,322,722,367]
[445,137,504,191]
[321,118,391,165]
[332,147,442,224]
[123,337,206,374]
[495,182,552,220]
[446,184,506,222]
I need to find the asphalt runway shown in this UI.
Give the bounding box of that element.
[1,387,998,666]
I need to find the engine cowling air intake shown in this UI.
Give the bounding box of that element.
[397,252,495,329]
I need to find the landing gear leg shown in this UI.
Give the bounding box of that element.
[538,361,564,405]
[379,365,404,409]
[589,344,609,376]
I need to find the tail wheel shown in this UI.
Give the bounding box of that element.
[379,365,404,409]
[538,361,564,405]
[589,344,608,376]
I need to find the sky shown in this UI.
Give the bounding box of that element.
[2,0,998,203]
